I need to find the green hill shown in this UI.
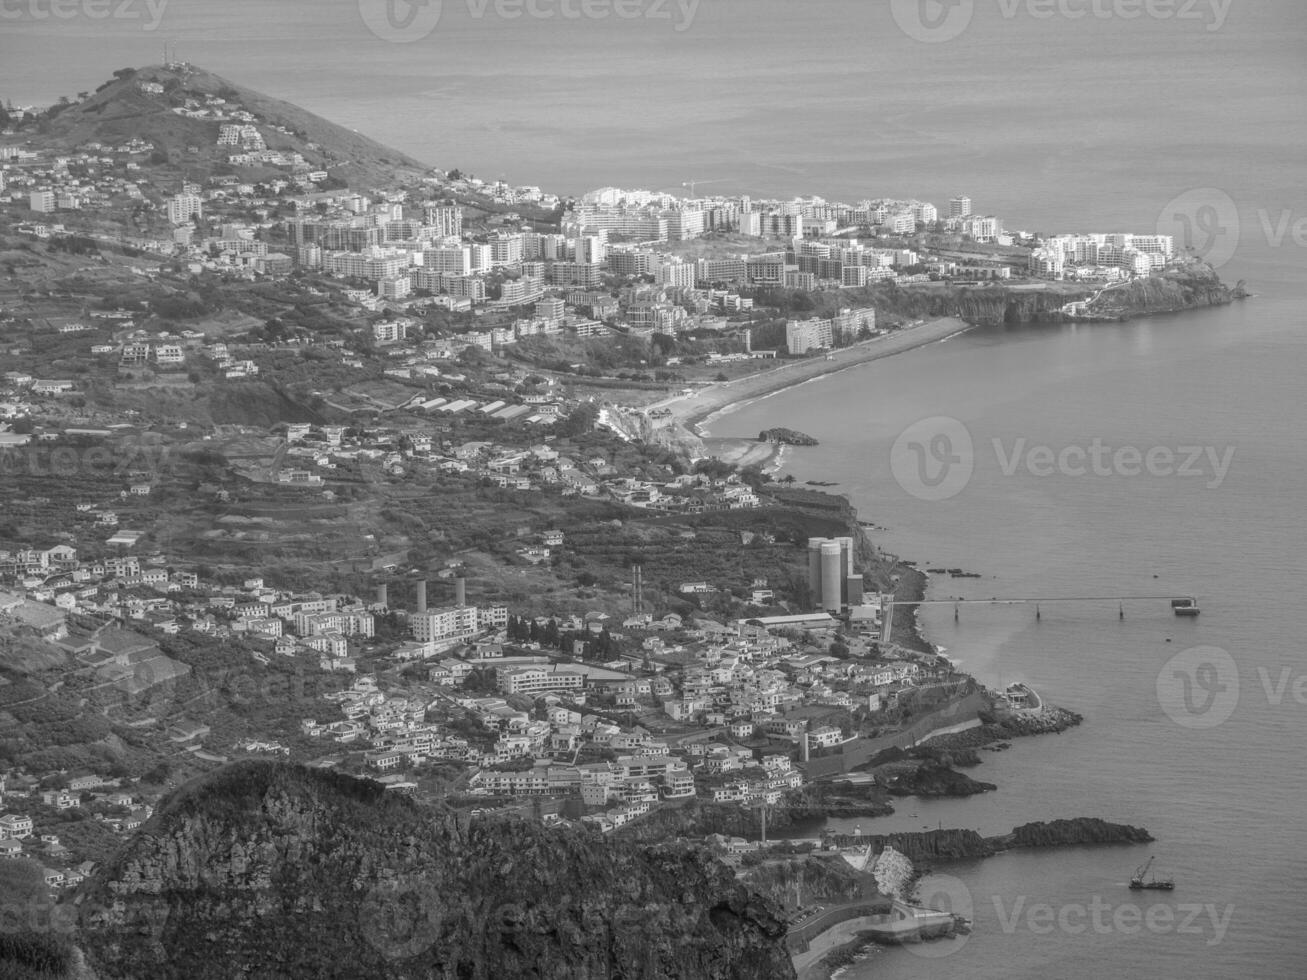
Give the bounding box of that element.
[73,761,795,980]
[28,64,430,189]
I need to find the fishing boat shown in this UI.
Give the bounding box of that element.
[1129,856,1175,891]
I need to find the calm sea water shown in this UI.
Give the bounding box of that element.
[719,265,1306,978]
[4,2,1304,977]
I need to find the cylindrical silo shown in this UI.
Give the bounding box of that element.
[820,541,842,612]
[807,538,825,603]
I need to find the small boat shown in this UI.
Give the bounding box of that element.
[1129,857,1175,891]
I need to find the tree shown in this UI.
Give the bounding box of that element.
[557,402,599,437]
[651,332,676,357]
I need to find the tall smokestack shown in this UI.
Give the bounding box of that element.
[376,583,388,608]
[455,577,466,607]
[416,580,427,613]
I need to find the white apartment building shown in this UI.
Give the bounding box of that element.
[655,258,696,290]
[167,193,203,225]
[411,605,479,644]
[423,246,473,276]
[424,205,463,238]
[786,318,834,355]
[296,611,375,638]
[497,665,585,696]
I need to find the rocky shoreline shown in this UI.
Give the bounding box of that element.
[820,816,1153,867]
[786,815,1154,980]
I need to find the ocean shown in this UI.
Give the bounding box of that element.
[3,1,1304,976]
[717,263,1306,977]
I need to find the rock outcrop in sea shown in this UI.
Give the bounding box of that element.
[821,817,1152,865]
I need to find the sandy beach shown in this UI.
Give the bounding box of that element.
[660,317,974,432]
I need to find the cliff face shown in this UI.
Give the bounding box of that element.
[1087,267,1246,318]
[75,762,795,980]
[820,818,1152,865]
[742,855,883,907]
[996,818,1153,850]
[822,829,996,864]
[884,265,1244,327]
[884,759,997,798]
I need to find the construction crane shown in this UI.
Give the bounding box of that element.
[680,178,731,198]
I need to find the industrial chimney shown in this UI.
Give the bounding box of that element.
[455,577,466,607]
[375,583,388,608]
[416,580,427,613]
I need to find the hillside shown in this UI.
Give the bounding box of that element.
[21,64,430,189]
[72,761,795,980]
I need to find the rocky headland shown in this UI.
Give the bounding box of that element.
[58,762,795,980]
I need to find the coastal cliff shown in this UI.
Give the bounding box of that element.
[743,855,884,908]
[72,762,795,980]
[883,758,998,798]
[759,428,820,446]
[866,265,1244,326]
[821,817,1152,864]
[994,818,1155,851]
[1084,267,1248,318]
